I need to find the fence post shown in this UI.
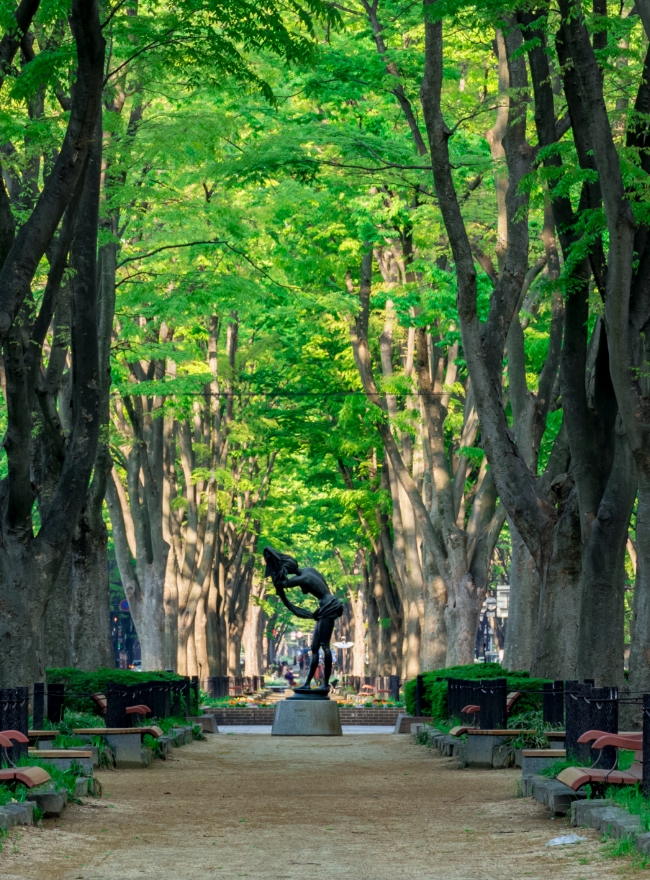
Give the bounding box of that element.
[566,682,593,763]
[33,682,45,729]
[151,681,163,718]
[171,682,181,717]
[183,676,191,718]
[106,683,126,728]
[543,682,553,726]
[643,694,650,799]
[482,678,507,730]
[389,675,400,702]
[415,674,423,717]
[16,686,28,759]
[46,683,65,724]
[446,679,455,720]
[124,685,134,728]
[0,688,29,762]
[544,681,565,727]
[553,680,565,726]
[588,686,618,767]
[461,680,474,727]
[191,676,199,716]
[564,680,580,759]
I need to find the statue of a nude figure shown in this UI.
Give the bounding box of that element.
[263,546,343,693]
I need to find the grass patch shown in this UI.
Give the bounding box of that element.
[541,758,589,778]
[602,833,649,868]
[0,782,26,806]
[605,784,650,832]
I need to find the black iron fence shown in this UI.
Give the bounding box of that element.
[341,675,401,701]
[202,676,265,697]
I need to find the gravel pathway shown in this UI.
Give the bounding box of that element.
[0,733,636,879]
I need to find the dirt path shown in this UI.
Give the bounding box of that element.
[0,733,637,879]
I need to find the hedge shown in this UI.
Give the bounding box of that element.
[46,667,184,714]
[403,663,551,722]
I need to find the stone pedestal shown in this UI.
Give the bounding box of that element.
[272,698,342,736]
[106,733,145,768]
[465,734,507,768]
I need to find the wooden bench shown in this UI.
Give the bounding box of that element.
[0,766,51,788]
[28,749,93,760]
[457,691,522,726]
[91,694,151,717]
[522,748,566,759]
[0,730,51,788]
[450,726,537,737]
[558,731,643,791]
[72,726,164,738]
[0,729,28,748]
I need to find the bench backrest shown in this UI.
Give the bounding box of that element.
[91,694,108,715]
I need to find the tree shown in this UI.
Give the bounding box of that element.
[0,0,105,685]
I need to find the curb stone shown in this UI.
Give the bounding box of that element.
[0,801,35,829]
[25,786,68,818]
[73,777,91,798]
[521,775,587,815]
[416,728,467,765]
[531,791,650,859]
[570,800,642,838]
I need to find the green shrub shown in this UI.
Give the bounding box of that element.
[46,667,185,714]
[403,663,550,722]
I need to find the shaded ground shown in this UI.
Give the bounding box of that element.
[0,733,637,879]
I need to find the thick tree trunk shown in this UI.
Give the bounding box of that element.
[0,25,104,686]
[43,549,73,669]
[227,626,242,677]
[348,582,366,676]
[369,540,402,676]
[532,483,582,678]
[628,470,650,696]
[443,573,482,667]
[243,597,266,677]
[0,548,60,683]
[69,515,113,670]
[503,520,540,671]
[420,547,448,670]
[576,433,637,685]
[366,589,380,677]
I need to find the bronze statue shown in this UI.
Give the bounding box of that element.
[263,546,343,696]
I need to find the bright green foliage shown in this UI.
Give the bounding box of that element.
[46,667,183,713]
[403,663,550,720]
[605,785,650,832]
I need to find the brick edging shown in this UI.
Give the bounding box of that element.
[206,706,403,726]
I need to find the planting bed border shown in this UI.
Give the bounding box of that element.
[205,707,403,726]
[524,777,650,857]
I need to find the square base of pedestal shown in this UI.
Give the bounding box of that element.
[272,700,342,735]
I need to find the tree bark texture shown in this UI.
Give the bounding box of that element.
[502,520,540,672]
[0,6,104,685]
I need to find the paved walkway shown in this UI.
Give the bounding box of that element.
[221,725,395,734]
[0,734,635,879]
